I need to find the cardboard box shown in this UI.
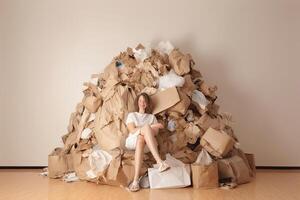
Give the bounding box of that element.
[200,128,235,158]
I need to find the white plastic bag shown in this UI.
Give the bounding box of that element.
[194,149,213,165]
[133,47,151,62]
[157,41,174,55]
[185,109,194,122]
[191,90,210,110]
[167,119,176,132]
[158,70,185,89]
[81,128,92,139]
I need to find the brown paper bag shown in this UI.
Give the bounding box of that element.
[66,153,74,172]
[101,163,146,187]
[230,148,254,177]
[62,131,77,152]
[183,123,202,144]
[71,147,91,180]
[181,74,197,97]
[169,49,193,76]
[199,81,217,99]
[200,128,234,158]
[196,113,222,131]
[96,84,134,129]
[245,153,256,177]
[83,95,102,113]
[192,162,219,189]
[218,155,251,185]
[48,148,68,178]
[94,119,127,151]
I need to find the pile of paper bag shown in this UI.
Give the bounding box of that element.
[47,41,255,189]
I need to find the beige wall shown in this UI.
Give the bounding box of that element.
[1,0,299,166]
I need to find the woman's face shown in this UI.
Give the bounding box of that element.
[138,95,147,111]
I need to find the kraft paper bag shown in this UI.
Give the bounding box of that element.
[100,149,147,187]
[218,155,251,185]
[230,148,255,177]
[94,119,127,151]
[169,49,194,76]
[196,113,221,132]
[200,128,234,158]
[181,74,197,97]
[191,162,219,189]
[245,153,256,177]
[199,81,217,99]
[48,148,68,178]
[66,153,74,172]
[71,146,91,180]
[151,87,180,114]
[183,122,202,145]
[83,95,102,113]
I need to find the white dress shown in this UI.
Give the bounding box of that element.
[125,112,158,151]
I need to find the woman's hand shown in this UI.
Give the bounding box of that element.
[151,123,164,129]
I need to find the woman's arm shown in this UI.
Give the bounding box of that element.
[150,123,164,134]
[150,123,164,129]
[127,122,141,133]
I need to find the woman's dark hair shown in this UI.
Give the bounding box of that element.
[134,92,153,114]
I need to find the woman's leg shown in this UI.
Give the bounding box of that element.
[140,124,162,164]
[133,135,145,182]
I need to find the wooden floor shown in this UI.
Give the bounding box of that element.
[0,169,299,200]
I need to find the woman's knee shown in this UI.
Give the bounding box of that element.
[137,135,145,145]
[141,124,151,133]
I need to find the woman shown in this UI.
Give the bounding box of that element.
[125,92,170,192]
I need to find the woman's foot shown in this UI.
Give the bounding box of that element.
[158,161,170,173]
[128,180,140,192]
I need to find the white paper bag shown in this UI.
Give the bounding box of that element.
[148,154,191,189]
[86,146,112,179]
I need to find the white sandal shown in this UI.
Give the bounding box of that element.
[158,161,170,173]
[128,180,140,192]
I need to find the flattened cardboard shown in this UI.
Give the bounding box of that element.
[151,87,180,114]
[168,88,191,115]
